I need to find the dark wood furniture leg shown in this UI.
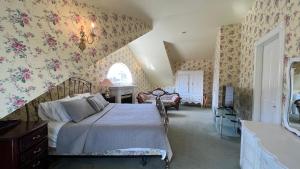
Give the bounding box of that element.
[165,155,170,169]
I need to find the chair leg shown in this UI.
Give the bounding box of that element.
[141,157,148,166]
[176,104,179,110]
[220,115,223,138]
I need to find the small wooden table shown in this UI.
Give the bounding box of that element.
[102,94,116,103]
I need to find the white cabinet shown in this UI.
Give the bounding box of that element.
[241,121,300,169]
[175,71,203,104]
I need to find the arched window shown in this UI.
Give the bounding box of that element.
[107,63,133,85]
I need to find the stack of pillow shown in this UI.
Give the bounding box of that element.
[38,93,110,123]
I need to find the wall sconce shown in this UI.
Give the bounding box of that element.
[78,23,96,51]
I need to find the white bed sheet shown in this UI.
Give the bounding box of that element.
[48,121,66,148]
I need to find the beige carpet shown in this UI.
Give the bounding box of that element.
[49,105,240,169]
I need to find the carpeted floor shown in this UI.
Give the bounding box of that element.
[49,105,241,169]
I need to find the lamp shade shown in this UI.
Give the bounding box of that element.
[100,78,113,87]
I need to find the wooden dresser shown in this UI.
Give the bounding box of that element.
[0,121,48,169]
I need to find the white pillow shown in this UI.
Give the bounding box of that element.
[38,96,73,122]
[74,93,91,98]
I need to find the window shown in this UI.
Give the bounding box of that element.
[107,63,133,85]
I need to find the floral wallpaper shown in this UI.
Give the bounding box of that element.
[0,0,151,119]
[212,29,221,109]
[5,45,154,121]
[86,45,154,96]
[173,59,213,105]
[212,24,241,108]
[236,0,300,120]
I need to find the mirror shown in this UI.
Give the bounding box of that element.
[285,58,300,136]
[289,62,300,130]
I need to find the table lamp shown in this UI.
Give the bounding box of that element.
[100,79,113,98]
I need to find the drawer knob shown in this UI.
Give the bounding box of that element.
[32,161,41,168]
[32,135,41,140]
[33,147,42,154]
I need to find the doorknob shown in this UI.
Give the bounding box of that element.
[272,105,276,108]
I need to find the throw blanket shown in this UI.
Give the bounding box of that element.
[57,103,172,160]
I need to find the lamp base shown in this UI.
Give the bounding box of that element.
[105,89,110,98]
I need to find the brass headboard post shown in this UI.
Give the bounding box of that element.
[57,85,60,99]
[48,89,53,101]
[69,78,71,96]
[25,104,30,122]
[63,81,66,97]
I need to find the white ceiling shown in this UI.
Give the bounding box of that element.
[89,0,254,86]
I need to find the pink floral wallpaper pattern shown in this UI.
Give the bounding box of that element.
[0,0,151,118]
[212,24,241,108]
[237,0,300,120]
[86,46,154,96]
[6,45,154,121]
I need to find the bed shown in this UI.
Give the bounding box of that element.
[24,77,172,169]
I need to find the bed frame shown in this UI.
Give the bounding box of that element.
[17,77,170,169]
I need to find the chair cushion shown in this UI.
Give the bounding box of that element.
[152,90,164,96]
[171,95,179,102]
[144,100,156,104]
[160,95,173,100]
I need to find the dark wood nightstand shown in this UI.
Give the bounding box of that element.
[0,121,48,169]
[102,94,116,103]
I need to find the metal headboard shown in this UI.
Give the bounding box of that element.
[9,77,92,122]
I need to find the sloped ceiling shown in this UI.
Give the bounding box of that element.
[88,0,254,86]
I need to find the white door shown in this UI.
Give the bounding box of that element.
[189,71,204,104]
[260,36,281,123]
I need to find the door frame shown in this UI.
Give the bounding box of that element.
[252,22,285,123]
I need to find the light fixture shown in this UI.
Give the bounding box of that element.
[78,22,96,51]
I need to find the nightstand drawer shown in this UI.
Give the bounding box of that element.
[21,138,48,165]
[22,156,47,169]
[0,121,47,169]
[20,125,47,152]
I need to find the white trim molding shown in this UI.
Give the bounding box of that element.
[252,22,285,123]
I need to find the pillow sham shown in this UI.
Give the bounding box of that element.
[87,96,104,112]
[73,93,91,98]
[94,93,109,107]
[61,98,96,123]
[38,96,72,122]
